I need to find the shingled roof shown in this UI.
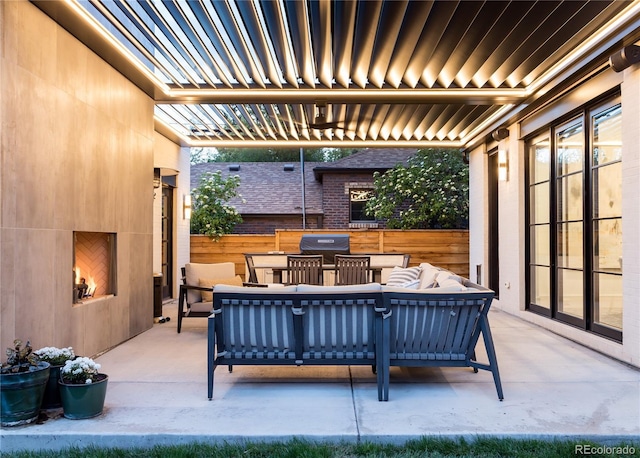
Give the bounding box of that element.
[312,148,417,180]
[190,149,417,216]
[191,161,324,216]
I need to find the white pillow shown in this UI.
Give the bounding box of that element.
[435,272,466,291]
[399,279,420,289]
[418,263,440,289]
[386,266,422,286]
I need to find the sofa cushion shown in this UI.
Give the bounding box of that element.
[435,271,467,291]
[214,284,298,294]
[382,285,469,294]
[296,283,382,293]
[386,266,422,286]
[418,262,441,289]
[185,262,236,304]
[189,301,213,313]
[199,275,244,301]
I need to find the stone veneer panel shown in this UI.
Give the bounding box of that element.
[0,1,154,357]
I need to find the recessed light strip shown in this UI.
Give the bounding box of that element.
[164,87,526,103]
[67,0,173,92]
[527,1,640,95]
[460,105,515,144]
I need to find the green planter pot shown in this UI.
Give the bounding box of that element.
[0,362,50,426]
[41,365,63,409]
[59,374,108,419]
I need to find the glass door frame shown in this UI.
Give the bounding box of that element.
[525,94,623,342]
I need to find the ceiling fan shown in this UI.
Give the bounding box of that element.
[306,102,343,130]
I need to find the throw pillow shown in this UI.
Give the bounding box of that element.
[434,272,466,291]
[199,275,243,301]
[386,266,422,286]
[400,279,421,289]
[418,262,441,289]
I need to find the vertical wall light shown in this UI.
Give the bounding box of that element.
[153,168,161,188]
[498,149,509,181]
[492,127,510,182]
[183,194,192,219]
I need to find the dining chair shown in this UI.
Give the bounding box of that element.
[244,254,259,283]
[286,255,323,285]
[334,255,371,285]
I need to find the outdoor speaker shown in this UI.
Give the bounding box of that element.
[492,128,509,142]
[609,45,640,72]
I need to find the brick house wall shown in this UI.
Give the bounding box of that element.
[321,173,383,229]
[234,215,323,234]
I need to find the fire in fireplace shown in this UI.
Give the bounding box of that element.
[73,232,117,304]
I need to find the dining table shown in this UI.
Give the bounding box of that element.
[244,252,382,285]
[270,263,383,284]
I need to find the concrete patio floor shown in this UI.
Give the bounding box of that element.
[2,301,639,453]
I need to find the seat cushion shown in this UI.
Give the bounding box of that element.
[199,275,244,301]
[296,283,382,292]
[185,262,236,304]
[214,284,298,294]
[188,301,213,314]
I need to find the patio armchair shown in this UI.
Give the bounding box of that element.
[334,255,371,285]
[286,255,323,285]
[177,262,242,333]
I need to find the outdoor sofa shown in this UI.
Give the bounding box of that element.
[206,263,503,402]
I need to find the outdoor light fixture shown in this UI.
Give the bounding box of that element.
[153,168,161,188]
[609,44,640,72]
[183,195,192,220]
[498,149,509,182]
[492,128,509,142]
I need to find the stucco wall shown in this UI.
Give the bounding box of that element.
[0,1,154,356]
[470,66,640,368]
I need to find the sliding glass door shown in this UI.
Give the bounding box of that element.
[526,96,622,341]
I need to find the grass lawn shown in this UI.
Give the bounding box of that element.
[2,437,639,458]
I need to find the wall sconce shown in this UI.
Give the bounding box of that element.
[183,194,192,219]
[153,168,161,189]
[498,149,509,182]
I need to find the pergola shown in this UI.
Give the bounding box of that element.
[33,0,640,149]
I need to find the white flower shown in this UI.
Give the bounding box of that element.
[34,346,75,365]
[61,356,101,384]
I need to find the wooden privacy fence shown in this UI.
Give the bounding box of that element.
[190,229,469,280]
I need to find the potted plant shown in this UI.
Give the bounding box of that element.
[0,339,50,426]
[34,346,75,409]
[58,356,108,419]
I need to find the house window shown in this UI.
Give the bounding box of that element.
[350,189,375,222]
[526,96,622,341]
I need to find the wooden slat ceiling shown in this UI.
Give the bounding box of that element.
[33,0,639,147]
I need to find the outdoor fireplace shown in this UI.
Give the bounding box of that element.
[73,232,117,304]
